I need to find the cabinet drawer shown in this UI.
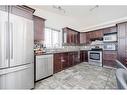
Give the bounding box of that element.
[103,60,116,67]
[103,51,117,60]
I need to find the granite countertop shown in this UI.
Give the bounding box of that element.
[34,49,90,56]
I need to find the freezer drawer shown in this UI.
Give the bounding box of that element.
[0,63,34,89]
[36,54,53,81]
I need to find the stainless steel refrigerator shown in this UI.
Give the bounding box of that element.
[0,6,34,89]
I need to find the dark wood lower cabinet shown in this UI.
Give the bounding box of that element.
[61,53,69,70]
[103,51,117,68]
[103,60,116,67]
[53,53,62,73]
[80,50,88,63]
[54,52,70,74]
[73,52,80,65]
[68,52,74,67]
[53,51,86,74]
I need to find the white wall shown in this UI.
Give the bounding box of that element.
[30,6,127,32]
[32,6,79,31]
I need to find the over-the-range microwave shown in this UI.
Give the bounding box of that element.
[103,32,117,42]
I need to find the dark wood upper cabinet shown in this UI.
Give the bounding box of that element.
[0,5,35,20]
[89,29,103,39]
[103,26,117,34]
[10,6,35,20]
[79,26,117,44]
[33,15,45,41]
[62,27,80,45]
[80,33,86,44]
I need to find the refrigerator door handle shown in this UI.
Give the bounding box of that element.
[10,22,13,59]
[5,21,9,60]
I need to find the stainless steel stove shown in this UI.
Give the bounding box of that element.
[88,48,103,67]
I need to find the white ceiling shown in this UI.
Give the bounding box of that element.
[30,5,127,32]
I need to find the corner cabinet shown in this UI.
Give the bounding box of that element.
[62,27,80,45]
[33,15,45,41]
[80,33,87,44]
[117,22,127,67]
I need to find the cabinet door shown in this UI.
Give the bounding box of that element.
[68,53,74,67]
[80,51,83,62]
[80,51,88,62]
[63,32,67,43]
[103,26,116,34]
[103,51,117,61]
[53,54,62,73]
[34,16,45,41]
[103,60,116,67]
[118,23,126,38]
[125,38,127,66]
[118,38,126,65]
[24,19,34,64]
[84,51,88,62]
[67,31,71,44]
[110,26,117,33]
[73,33,76,44]
[96,30,103,38]
[86,32,91,44]
[77,32,80,44]
[103,51,117,67]
[61,53,68,69]
[73,52,79,65]
[80,33,86,44]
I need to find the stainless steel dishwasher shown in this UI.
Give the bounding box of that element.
[35,54,53,81]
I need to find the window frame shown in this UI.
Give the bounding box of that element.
[44,27,61,48]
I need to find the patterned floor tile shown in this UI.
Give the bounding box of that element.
[35,62,117,90]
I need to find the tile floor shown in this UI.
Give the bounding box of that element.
[35,62,117,90]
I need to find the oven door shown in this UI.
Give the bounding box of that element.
[89,52,100,61]
[88,51,102,66]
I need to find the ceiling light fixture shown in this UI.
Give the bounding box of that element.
[52,5,66,13]
[89,5,99,11]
